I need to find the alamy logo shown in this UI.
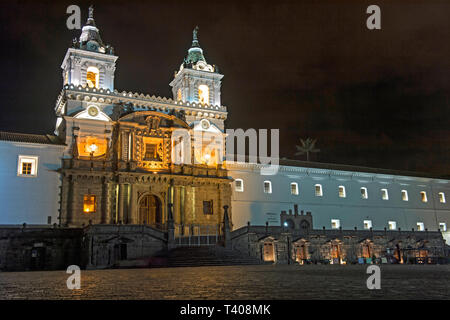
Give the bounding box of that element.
[366,5,381,30]
[366,265,381,289]
[66,265,81,290]
[171,128,280,175]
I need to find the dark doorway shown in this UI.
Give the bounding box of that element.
[139,194,162,226]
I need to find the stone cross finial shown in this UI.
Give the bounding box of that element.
[193,26,199,41]
[89,5,94,19]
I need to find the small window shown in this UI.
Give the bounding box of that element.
[438,192,446,203]
[315,184,323,197]
[203,200,213,215]
[416,222,425,231]
[381,188,389,200]
[439,223,447,232]
[264,181,272,194]
[86,66,99,88]
[198,84,209,105]
[235,179,244,192]
[83,195,97,213]
[177,88,182,101]
[338,186,346,198]
[401,190,408,201]
[290,182,298,195]
[388,221,397,230]
[331,219,340,229]
[17,155,38,177]
[144,143,162,161]
[420,191,427,203]
[363,220,372,230]
[360,187,368,199]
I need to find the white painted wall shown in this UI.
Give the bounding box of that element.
[228,163,450,232]
[0,141,65,225]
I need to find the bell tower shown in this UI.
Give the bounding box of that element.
[61,5,118,91]
[170,26,223,107]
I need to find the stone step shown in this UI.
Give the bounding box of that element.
[166,246,262,267]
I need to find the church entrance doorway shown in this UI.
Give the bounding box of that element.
[139,194,162,227]
[263,242,275,262]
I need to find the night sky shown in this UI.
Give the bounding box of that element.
[0,0,449,176]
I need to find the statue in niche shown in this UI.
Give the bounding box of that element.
[146,116,161,131]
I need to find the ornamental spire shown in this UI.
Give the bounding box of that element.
[86,5,96,27]
[192,26,200,48]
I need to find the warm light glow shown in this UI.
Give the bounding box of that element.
[83,195,96,213]
[88,143,98,153]
[86,66,99,88]
[198,84,209,104]
[77,136,107,158]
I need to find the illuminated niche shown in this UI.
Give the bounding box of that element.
[77,136,107,157]
[140,137,166,170]
[86,66,99,88]
[198,84,209,104]
[83,194,96,213]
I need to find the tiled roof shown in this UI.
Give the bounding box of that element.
[229,155,450,180]
[0,131,65,146]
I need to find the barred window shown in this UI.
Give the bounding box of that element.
[315,184,323,197]
[264,181,272,194]
[338,186,346,198]
[290,182,298,195]
[83,195,97,213]
[235,179,244,192]
[17,155,38,177]
[203,200,213,215]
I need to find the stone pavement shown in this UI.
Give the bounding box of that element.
[0,264,448,300]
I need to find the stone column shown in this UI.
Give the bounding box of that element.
[129,184,136,224]
[118,183,125,224]
[101,178,109,224]
[174,185,181,224]
[222,205,231,248]
[67,175,77,226]
[167,203,176,250]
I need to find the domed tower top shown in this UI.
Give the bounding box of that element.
[74,5,114,54]
[179,26,214,73]
[170,26,223,106]
[60,6,118,92]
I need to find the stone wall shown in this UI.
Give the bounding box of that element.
[231,225,448,264]
[84,224,167,268]
[0,226,84,271]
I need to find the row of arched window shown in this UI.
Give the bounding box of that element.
[234,179,447,203]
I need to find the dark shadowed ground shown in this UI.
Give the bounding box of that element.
[0,264,448,300]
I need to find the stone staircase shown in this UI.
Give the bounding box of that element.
[167,246,263,268]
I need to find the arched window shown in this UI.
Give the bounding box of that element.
[198,84,209,104]
[177,88,182,101]
[381,188,389,200]
[420,191,427,203]
[401,190,408,201]
[360,187,368,199]
[86,66,99,88]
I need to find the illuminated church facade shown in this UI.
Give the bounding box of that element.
[0,8,449,268]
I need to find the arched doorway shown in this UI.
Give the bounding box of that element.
[139,194,162,226]
[263,242,275,262]
[295,242,309,264]
[330,240,342,264]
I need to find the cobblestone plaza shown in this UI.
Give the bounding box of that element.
[0,265,448,300]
